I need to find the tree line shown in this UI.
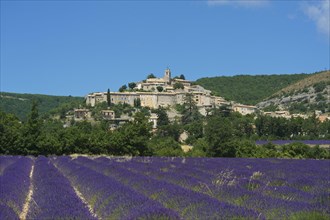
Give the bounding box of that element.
[0,99,329,159]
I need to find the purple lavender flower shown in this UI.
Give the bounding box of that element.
[0,156,32,218]
[53,156,180,219]
[26,156,96,220]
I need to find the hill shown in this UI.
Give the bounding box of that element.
[0,92,84,121]
[257,71,330,113]
[195,73,312,105]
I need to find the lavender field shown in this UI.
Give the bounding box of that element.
[1,156,329,220]
[255,140,330,146]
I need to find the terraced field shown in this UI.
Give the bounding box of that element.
[1,156,329,219]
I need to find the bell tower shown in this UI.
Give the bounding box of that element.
[164,68,171,84]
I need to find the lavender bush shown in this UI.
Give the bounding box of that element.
[53,156,180,219]
[0,156,32,219]
[78,156,261,219]
[26,156,96,219]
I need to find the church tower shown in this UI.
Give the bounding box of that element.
[164,68,171,84]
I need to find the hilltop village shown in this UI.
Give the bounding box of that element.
[75,68,329,127]
[82,69,256,122]
[86,68,243,111]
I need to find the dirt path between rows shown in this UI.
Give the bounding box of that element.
[52,161,100,220]
[72,186,100,219]
[19,164,34,220]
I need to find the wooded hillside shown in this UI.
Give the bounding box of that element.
[195,73,312,105]
[0,92,84,121]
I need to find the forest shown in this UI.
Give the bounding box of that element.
[195,73,311,105]
[0,92,83,121]
[1,98,329,159]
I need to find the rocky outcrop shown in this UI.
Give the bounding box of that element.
[257,85,329,112]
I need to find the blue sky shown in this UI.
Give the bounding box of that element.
[1,0,329,97]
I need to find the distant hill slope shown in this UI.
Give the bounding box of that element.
[195,73,311,105]
[0,92,84,121]
[257,71,330,113]
[271,71,330,97]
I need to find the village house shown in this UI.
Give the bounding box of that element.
[317,115,330,123]
[149,113,159,129]
[232,104,257,115]
[101,110,115,120]
[74,109,92,120]
[263,111,291,119]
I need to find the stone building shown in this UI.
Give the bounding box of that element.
[149,113,158,129]
[232,104,257,115]
[101,110,115,119]
[85,68,252,113]
[74,109,92,120]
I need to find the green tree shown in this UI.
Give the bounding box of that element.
[281,142,311,158]
[156,122,182,142]
[109,112,152,156]
[148,137,183,156]
[187,138,208,157]
[181,93,202,125]
[61,122,94,155]
[173,83,184,90]
[37,132,62,155]
[0,111,23,154]
[289,117,304,139]
[233,116,254,138]
[184,120,204,145]
[236,140,258,158]
[22,100,42,155]
[156,86,164,92]
[303,114,321,139]
[319,119,330,139]
[108,131,128,155]
[205,116,234,157]
[309,145,329,159]
[152,107,169,127]
[107,88,111,107]
[179,74,186,80]
[37,119,63,155]
[147,73,156,79]
[134,98,141,108]
[119,85,127,92]
[88,125,111,155]
[128,82,137,90]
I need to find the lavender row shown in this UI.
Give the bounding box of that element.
[0,156,33,220]
[157,157,329,210]
[96,157,213,194]
[179,158,329,215]
[26,156,96,220]
[75,156,261,219]
[135,157,330,199]
[53,156,180,220]
[0,155,18,174]
[256,140,330,145]
[97,157,324,218]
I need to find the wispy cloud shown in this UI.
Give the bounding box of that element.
[302,0,330,37]
[208,0,270,8]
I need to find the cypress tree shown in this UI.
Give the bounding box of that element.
[107,88,111,107]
